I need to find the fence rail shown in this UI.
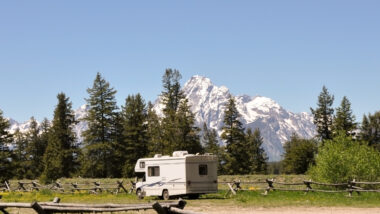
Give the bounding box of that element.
[1,180,133,194]
[0,198,201,214]
[224,178,380,197]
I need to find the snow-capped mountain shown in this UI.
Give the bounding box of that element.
[7,75,316,161]
[154,75,316,161]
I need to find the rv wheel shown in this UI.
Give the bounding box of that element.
[162,189,169,200]
[136,189,143,199]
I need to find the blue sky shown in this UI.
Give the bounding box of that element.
[0,0,379,122]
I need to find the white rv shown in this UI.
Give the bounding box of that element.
[134,151,218,200]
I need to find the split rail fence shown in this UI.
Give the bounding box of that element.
[0,180,133,194]
[223,179,380,197]
[0,198,202,214]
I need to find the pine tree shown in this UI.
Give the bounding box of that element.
[360,111,380,151]
[81,73,118,177]
[12,129,28,179]
[311,86,334,141]
[41,93,77,183]
[121,94,149,177]
[333,96,357,136]
[220,95,247,175]
[202,123,223,173]
[24,117,42,179]
[202,123,219,156]
[0,109,13,182]
[161,69,185,154]
[146,102,163,155]
[245,128,268,174]
[176,99,203,154]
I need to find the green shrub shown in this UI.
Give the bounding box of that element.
[308,134,380,183]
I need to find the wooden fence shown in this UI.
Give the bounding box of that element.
[0,180,133,194]
[0,198,202,214]
[224,179,380,197]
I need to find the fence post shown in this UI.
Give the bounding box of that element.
[152,202,168,214]
[4,181,10,192]
[117,180,129,193]
[32,182,39,191]
[304,179,312,194]
[17,182,26,191]
[31,202,46,214]
[264,178,274,195]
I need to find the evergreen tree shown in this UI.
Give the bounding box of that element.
[202,123,223,173]
[41,93,77,183]
[361,111,380,151]
[245,128,268,174]
[146,102,163,155]
[0,109,13,182]
[81,73,118,177]
[333,96,357,136]
[311,86,334,141]
[12,129,28,179]
[121,94,149,177]
[220,95,247,175]
[202,123,220,156]
[161,69,185,154]
[282,134,318,174]
[176,99,203,154]
[24,117,41,179]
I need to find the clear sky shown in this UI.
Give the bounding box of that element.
[0,0,379,122]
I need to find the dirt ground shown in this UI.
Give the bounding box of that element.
[189,206,380,214]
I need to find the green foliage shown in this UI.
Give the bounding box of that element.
[282,134,318,174]
[12,129,28,179]
[146,102,163,155]
[41,93,77,183]
[120,94,149,177]
[360,111,380,151]
[310,86,334,142]
[175,99,203,153]
[202,123,223,173]
[81,72,119,178]
[0,109,13,182]
[245,128,268,174]
[308,134,380,183]
[25,117,48,179]
[333,96,357,136]
[220,95,247,175]
[160,69,202,155]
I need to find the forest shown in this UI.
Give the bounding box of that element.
[1,69,379,184]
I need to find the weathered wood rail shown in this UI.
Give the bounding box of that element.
[224,178,380,197]
[0,198,202,214]
[2,180,132,194]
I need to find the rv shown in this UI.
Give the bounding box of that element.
[134,151,218,200]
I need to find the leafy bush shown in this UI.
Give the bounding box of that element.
[308,134,380,183]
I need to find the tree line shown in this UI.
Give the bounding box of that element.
[0,69,267,183]
[280,86,380,182]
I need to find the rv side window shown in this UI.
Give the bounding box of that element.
[139,161,145,168]
[148,166,160,177]
[199,164,208,175]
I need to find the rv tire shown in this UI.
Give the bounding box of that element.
[162,189,169,200]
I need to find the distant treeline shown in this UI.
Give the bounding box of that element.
[0,70,379,183]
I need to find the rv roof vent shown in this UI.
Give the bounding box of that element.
[172,151,188,157]
[154,154,162,158]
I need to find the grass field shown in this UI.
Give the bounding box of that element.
[1,175,380,211]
